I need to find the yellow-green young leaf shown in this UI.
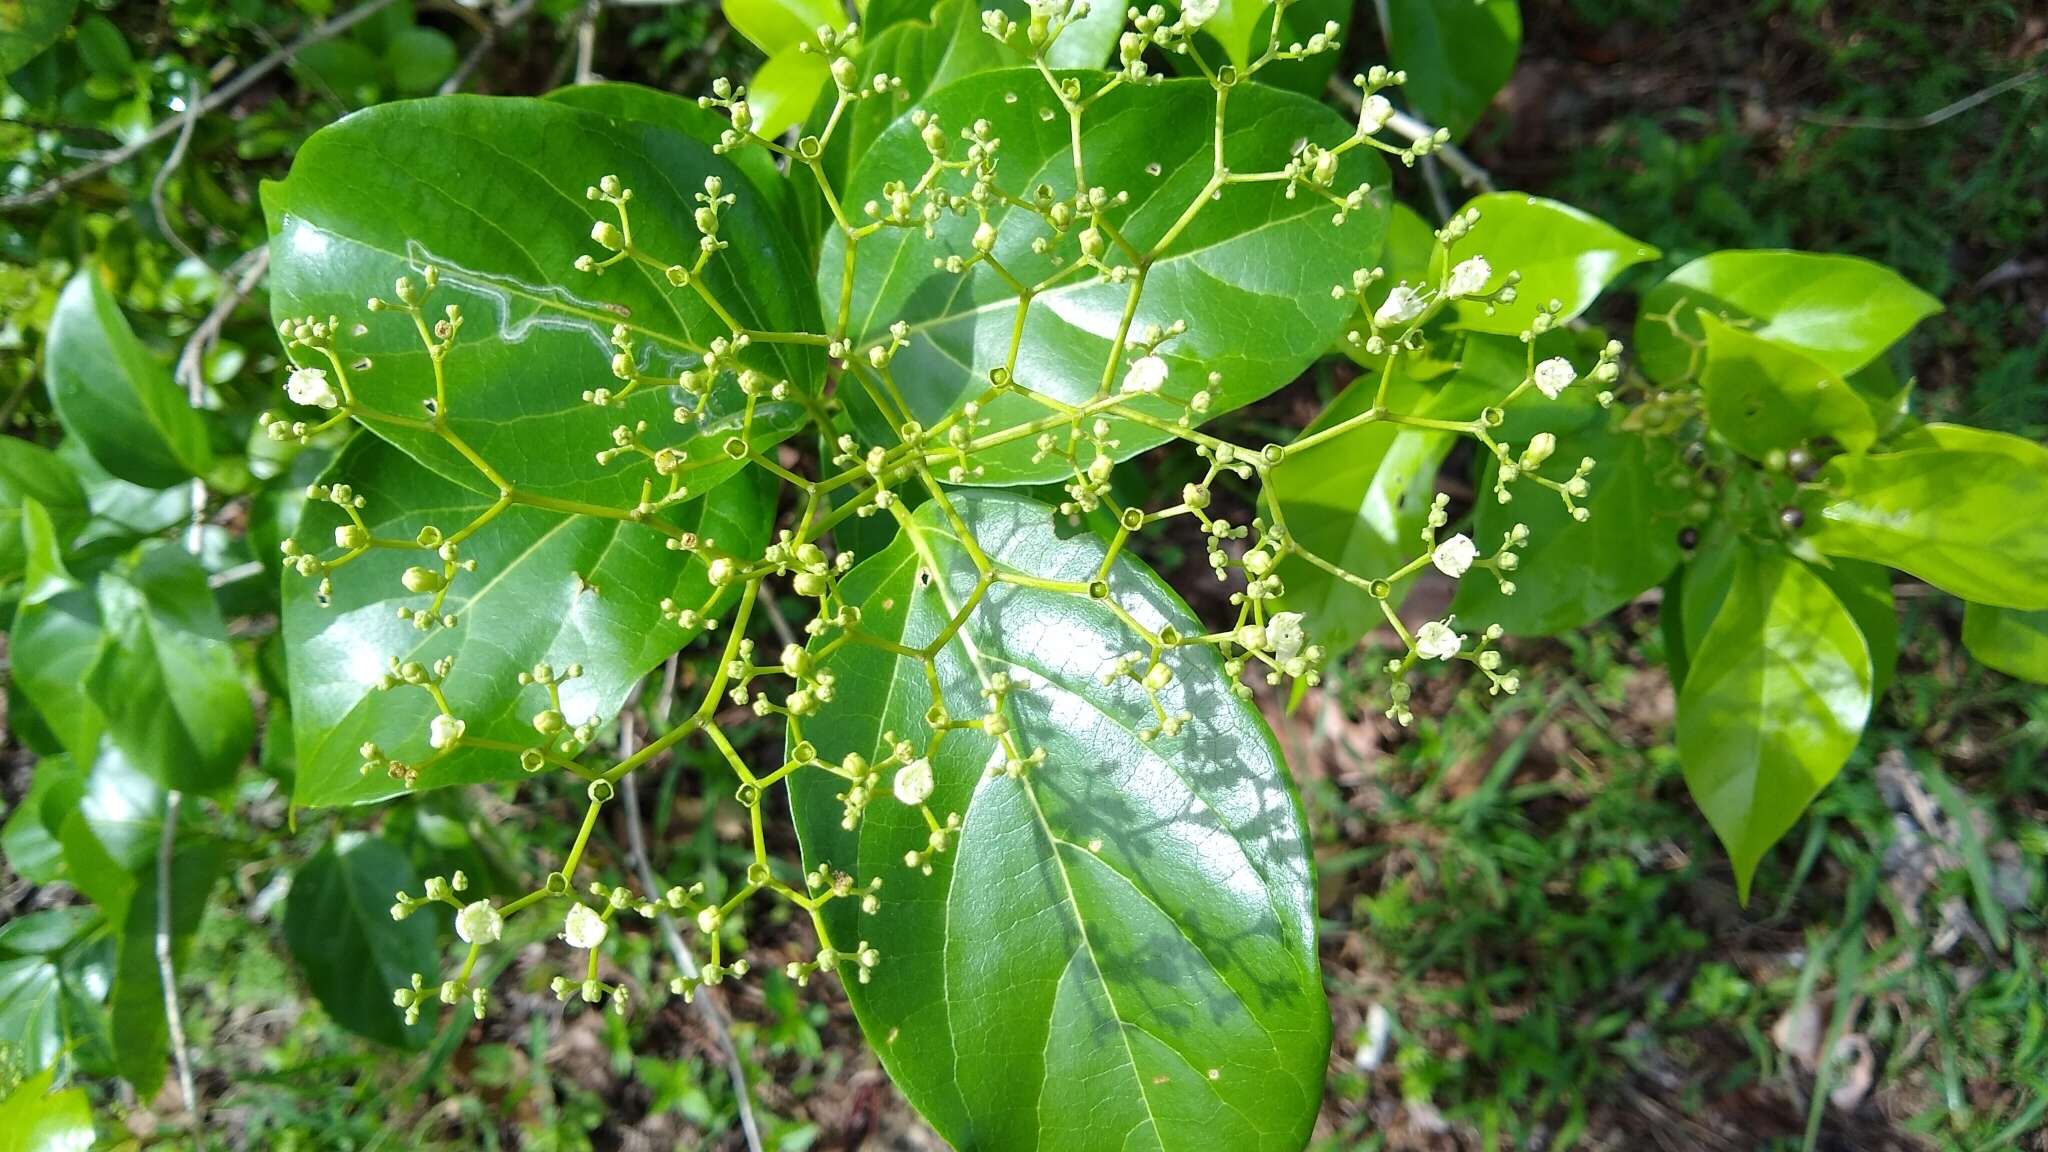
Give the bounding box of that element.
[9,500,106,764]
[0,0,78,73]
[284,438,776,807]
[85,541,255,796]
[264,95,821,508]
[1442,193,1657,336]
[1697,314,1876,459]
[1812,559,1897,701]
[789,492,1328,1151]
[747,45,833,138]
[1635,250,1941,384]
[1678,549,1871,903]
[44,271,213,490]
[1453,409,1691,636]
[823,70,1388,484]
[0,438,87,587]
[723,0,842,54]
[1384,0,1520,138]
[1963,603,2048,684]
[1269,369,1453,653]
[0,1066,94,1152]
[284,834,438,1048]
[1811,447,2048,611]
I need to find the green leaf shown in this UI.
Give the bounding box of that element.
[285,437,775,807]
[265,95,822,508]
[823,71,1388,484]
[1678,549,1871,903]
[388,26,457,96]
[1810,446,2048,611]
[1697,314,1876,459]
[0,1066,94,1152]
[0,436,87,588]
[1813,559,1896,702]
[284,833,439,1048]
[1635,250,1942,384]
[0,0,78,73]
[747,45,833,138]
[71,13,129,77]
[1963,603,2048,684]
[722,0,841,54]
[9,500,106,763]
[1270,369,1453,653]
[789,491,1328,1151]
[547,83,799,236]
[52,747,229,1098]
[1,758,78,886]
[1453,410,1690,635]
[44,271,212,489]
[0,908,108,1086]
[1383,0,1520,138]
[85,542,254,795]
[1442,193,1656,336]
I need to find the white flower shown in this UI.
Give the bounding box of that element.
[1181,0,1220,27]
[1414,620,1463,661]
[456,900,503,945]
[1444,256,1491,299]
[1267,612,1306,663]
[1028,0,1067,16]
[1374,285,1425,328]
[1361,94,1393,132]
[1121,354,1168,395]
[893,758,935,806]
[429,713,466,750]
[1431,534,1478,578]
[1520,432,1556,468]
[562,903,607,949]
[286,366,340,410]
[1533,357,1578,399]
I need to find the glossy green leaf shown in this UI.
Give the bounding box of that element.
[9,500,106,763]
[1443,193,1656,336]
[1963,603,2048,684]
[44,271,212,489]
[1810,447,2048,611]
[85,542,254,795]
[1384,0,1520,138]
[1453,409,1690,635]
[1270,370,1453,653]
[823,71,1387,484]
[1635,250,1942,384]
[547,83,799,236]
[1814,558,1896,702]
[0,437,87,587]
[0,908,108,1086]
[285,437,775,807]
[284,833,439,1047]
[748,45,833,138]
[0,0,78,73]
[1678,550,1871,902]
[0,1066,94,1152]
[265,95,821,508]
[790,492,1328,1151]
[53,747,229,1097]
[1697,314,1876,458]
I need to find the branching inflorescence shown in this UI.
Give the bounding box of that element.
[264,0,1625,1026]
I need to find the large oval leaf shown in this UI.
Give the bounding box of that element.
[285,437,775,807]
[1810,446,2048,611]
[0,437,87,588]
[789,491,1328,1150]
[821,70,1387,484]
[265,95,820,507]
[1677,549,1871,902]
[44,271,212,490]
[1384,0,1519,138]
[284,833,439,1047]
[0,1067,95,1152]
[10,500,107,764]
[1635,250,1941,384]
[1698,314,1876,458]
[1964,603,2048,685]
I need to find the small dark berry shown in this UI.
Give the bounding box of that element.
[1678,527,1699,550]
[1779,507,1805,531]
